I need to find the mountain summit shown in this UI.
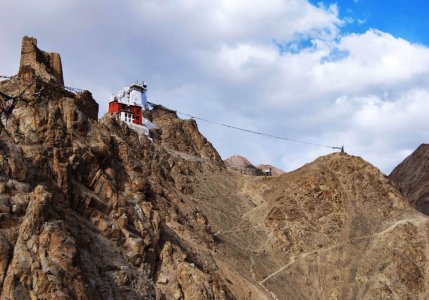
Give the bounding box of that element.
[1,37,428,300]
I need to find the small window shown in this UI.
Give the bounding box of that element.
[136,116,140,121]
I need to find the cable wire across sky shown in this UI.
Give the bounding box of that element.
[148,101,343,151]
[0,75,344,151]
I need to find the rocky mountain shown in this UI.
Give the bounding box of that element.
[196,153,429,299]
[0,37,228,300]
[224,155,259,175]
[389,144,429,215]
[1,37,429,299]
[224,156,285,177]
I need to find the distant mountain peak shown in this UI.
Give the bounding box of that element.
[389,143,429,215]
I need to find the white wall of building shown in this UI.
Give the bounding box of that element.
[120,111,134,124]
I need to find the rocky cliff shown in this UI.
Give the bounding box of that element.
[1,37,429,300]
[389,144,429,215]
[0,37,230,300]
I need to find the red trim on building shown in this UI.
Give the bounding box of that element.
[108,101,122,113]
[108,100,143,125]
[130,105,142,125]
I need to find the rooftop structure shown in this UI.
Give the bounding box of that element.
[107,81,157,138]
[108,81,149,125]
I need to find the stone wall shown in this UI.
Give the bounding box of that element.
[18,36,64,85]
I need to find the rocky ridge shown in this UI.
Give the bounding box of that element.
[0,37,429,299]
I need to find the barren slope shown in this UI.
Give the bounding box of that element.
[184,153,429,299]
[389,144,429,215]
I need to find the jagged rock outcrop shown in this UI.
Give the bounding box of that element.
[389,144,429,215]
[146,104,223,164]
[1,37,429,300]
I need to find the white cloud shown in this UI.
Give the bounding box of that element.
[0,0,428,174]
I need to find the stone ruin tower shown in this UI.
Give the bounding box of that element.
[13,36,99,120]
[18,36,64,85]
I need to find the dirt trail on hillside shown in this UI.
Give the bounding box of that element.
[183,154,429,299]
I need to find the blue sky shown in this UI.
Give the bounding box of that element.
[311,0,429,45]
[0,0,428,174]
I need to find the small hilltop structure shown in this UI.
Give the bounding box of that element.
[11,37,157,140]
[107,82,157,138]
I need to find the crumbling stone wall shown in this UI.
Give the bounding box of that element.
[18,36,64,85]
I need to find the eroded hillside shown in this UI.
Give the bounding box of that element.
[1,37,429,300]
[186,153,429,299]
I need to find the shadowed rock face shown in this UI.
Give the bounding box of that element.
[389,144,429,215]
[1,37,429,300]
